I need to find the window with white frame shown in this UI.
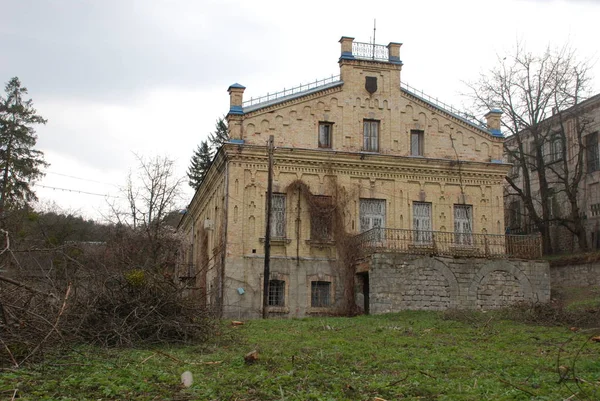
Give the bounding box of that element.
[269,194,286,238]
[363,120,379,152]
[311,281,331,307]
[454,204,473,246]
[318,122,333,148]
[413,202,432,244]
[359,198,386,233]
[410,130,424,156]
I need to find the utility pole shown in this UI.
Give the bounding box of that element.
[262,135,274,319]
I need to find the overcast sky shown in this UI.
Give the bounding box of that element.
[1,0,599,221]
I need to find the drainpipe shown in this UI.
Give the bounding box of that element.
[220,156,229,318]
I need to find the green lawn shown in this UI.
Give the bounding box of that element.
[2,311,599,400]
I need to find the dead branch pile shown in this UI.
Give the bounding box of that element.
[0,226,214,367]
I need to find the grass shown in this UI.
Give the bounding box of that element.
[1,310,599,400]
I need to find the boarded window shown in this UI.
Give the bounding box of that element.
[270,194,286,238]
[363,120,379,152]
[359,198,386,233]
[413,202,432,244]
[311,281,331,307]
[454,204,473,245]
[268,279,285,306]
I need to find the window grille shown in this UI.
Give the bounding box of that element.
[311,281,331,307]
[268,279,285,306]
[359,199,386,233]
[454,204,473,245]
[270,194,286,238]
[413,202,432,244]
[310,196,333,240]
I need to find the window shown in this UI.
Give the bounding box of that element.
[268,279,285,306]
[586,132,599,172]
[506,151,519,178]
[410,130,424,156]
[311,281,331,307]
[310,196,333,240]
[548,134,563,162]
[359,199,386,232]
[508,200,521,232]
[528,140,537,170]
[454,205,473,246]
[363,120,379,152]
[318,122,332,148]
[413,202,432,244]
[270,194,286,238]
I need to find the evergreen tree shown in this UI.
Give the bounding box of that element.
[0,77,48,224]
[208,117,229,149]
[187,140,213,190]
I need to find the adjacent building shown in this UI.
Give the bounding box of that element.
[504,93,600,252]
[179,36,546,318]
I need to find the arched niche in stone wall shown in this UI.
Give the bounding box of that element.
[467,260,534,309]
[395,257,460,310]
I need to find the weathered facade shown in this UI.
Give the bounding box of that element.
[504,93,600,252]
[179,36,545,318]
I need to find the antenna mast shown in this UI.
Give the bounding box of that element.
[372,19,376,59]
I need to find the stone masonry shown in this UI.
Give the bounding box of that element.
[366,254,550,313]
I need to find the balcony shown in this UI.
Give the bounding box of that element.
[353,228,542,260]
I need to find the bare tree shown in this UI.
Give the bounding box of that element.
[108,154,185,269]
[467,43,592,254]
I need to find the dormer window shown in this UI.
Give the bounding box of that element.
[363,120,379,152]
[319,122,332,148]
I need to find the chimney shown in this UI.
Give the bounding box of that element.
[484,109,503,137]
[227,83,245,140]
[227,83,245,115]
[339,36,355,60]
[387,42,402,64]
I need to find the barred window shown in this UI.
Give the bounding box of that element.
[413,201,432,244]
[269,194,286,238]
[311,281,331,307]
[268,279,285,306]
[359,198,386,233]
[454,204,473,246]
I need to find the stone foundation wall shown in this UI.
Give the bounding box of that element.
[366,255,550,314]
[550,263,600,288]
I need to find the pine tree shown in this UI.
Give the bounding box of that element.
[0,77,48,223]
[187,140,213,190]
[208,117,229,149]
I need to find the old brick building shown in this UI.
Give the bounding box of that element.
[504,93,600,253]
[179,36,547,318]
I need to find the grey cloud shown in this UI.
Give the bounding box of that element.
[0,1,276,101]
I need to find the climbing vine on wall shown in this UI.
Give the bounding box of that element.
[285,178,362,316]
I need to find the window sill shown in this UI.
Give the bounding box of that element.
[267,306,289,314]
[306,239,335,248]
[307,306,333,314]
[259,237,292,245]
